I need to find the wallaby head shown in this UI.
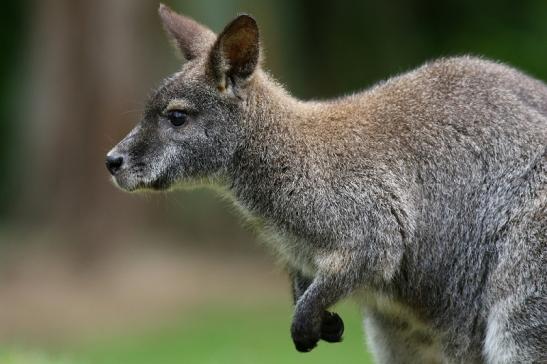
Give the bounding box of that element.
[106,4,262,191]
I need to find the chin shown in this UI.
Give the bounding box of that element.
[110,177,137,192]
[148,177,173,191]
[112,172,211,194]
[111,174,171,193]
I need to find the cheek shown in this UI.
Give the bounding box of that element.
[166,124,211,155]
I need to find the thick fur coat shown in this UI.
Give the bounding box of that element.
[107,5,546,363]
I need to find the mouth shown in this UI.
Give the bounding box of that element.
[149,176,171,191]
[111,171,170,193]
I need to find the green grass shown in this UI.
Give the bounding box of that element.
[3,304,373,364]
[0,351,74,364]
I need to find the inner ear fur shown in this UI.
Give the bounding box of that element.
[210,14,260,89]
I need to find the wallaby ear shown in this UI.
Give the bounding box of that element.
[210,15,260,90]
[159,4,216,60]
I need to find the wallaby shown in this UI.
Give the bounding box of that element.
[106,4,547,363]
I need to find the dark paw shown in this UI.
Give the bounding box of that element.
[292,334,319,352]
[291,320,320,352]
[320,311,344,343]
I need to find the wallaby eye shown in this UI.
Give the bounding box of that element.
[166,109,188,127]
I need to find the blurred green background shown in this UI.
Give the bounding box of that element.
[0,0,545,363]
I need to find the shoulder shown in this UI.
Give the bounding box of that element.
[367,55,533,104]
[415,55,533,86]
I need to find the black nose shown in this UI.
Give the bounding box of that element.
[106,154,123,175]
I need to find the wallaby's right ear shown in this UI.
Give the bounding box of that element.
[159,4,216,60]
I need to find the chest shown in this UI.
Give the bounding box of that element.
[259,223,320,276]
[359,290,447,363]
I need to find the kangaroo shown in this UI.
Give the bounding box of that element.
[106,4,547,363]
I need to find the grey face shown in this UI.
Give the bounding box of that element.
[106,66,241,192]
[106,9,260,192]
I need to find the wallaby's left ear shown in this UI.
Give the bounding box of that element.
[210,15,260,91]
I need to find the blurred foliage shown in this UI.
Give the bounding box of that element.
[283,0,547,98]
[0,0,27,218]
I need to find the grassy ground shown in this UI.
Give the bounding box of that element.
[2,304,374,364]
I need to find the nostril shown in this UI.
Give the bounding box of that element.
[106,155,124,175]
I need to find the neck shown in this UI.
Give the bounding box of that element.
[224,70,317,215]
[243,70,304,128]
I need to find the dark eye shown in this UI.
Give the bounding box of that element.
[166,110,188,127]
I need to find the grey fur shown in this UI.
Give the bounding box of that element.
[107,5,547,363]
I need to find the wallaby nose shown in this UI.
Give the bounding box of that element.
[106,154,124,175]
